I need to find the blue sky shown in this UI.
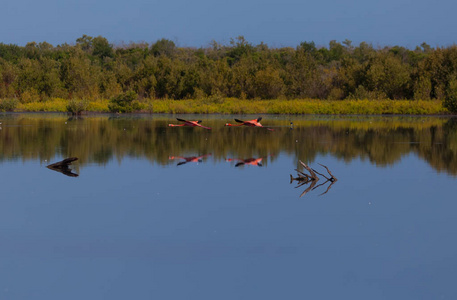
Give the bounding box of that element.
[2,0,457,48]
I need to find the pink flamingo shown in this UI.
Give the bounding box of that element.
[225,117,273,131]
[169,118,211,130]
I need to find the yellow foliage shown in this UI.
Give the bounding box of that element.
[9,97,447,115]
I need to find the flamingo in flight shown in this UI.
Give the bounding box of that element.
[169,154,211,166]
[225,117,274,131]
[226,157,263,167]
[169,118,211,130]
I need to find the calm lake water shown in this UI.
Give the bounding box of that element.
[1,113,456,300]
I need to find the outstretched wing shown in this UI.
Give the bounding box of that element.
[234,119,244,123]
[176,118,187,122]
[196,123,212,130]
[256,117,262,122]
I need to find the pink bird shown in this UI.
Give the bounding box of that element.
[225,117,273,131]
[169,118,211,130]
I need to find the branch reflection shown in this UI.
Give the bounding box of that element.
[46,157,79,177]
[290,161,338,197]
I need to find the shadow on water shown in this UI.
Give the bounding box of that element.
[0,113,456,175]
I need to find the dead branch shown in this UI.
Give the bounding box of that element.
[312,168,331,181]
[294,169,312,180]
[291,161,338,197]
[295,178,312,188]
[46,157,78,169]
[319,180,337,196]
[299,160,319,181]
[318,163,337,182]
[299,179,318,197]
[294,169,308,178]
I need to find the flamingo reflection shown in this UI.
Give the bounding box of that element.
[169,154,212,166]
[226,157,264,167]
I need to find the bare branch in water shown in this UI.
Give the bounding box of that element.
[290,161,338,197]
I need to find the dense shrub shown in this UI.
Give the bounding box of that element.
[108,90,140,113]
[0,98,19,111]
[443,79,457,113]
[67,98,89,115]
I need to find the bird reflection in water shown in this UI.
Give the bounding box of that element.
[226,157,264,167]
[168,154,212,166]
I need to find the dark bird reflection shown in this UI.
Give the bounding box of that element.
[226,157,264,167]
[46,157,79,177]
[168,154,212,166]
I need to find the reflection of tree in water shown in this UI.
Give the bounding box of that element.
[92,147,113,165]
[0,115,456,175]
[423,118,457,174]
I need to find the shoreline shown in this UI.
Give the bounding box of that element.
[0,98,451,115]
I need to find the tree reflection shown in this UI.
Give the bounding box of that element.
[0,115,456,175]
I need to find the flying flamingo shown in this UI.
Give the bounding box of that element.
[224,117,274,131]
[225,157,264,167]
[169,154,212,166]
[168,118,211,130]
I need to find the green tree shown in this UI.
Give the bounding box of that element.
[92,36,114,60]
[151,39,176,57]
[0,59,17,98]
[61,48,101,99]
[363,54,411,99]
[227,36,254,66]
[108,90,140,113]
[444,78,457,113]
[254,67,285,99]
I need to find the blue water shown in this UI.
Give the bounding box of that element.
[0,114,456,299]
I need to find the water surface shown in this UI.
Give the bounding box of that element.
[0,113,456,299]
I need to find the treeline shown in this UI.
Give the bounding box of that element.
[1,36,457,109]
